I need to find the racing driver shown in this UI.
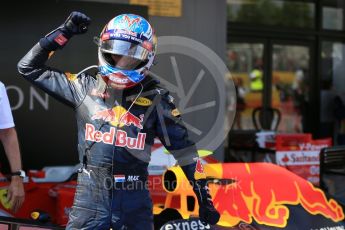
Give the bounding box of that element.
[17,12,220,229]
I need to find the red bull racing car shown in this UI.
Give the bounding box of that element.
[0,144,344,229]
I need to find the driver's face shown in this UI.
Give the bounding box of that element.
[111,54,141,70]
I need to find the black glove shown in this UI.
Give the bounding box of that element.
[62,11,91,36]
[39,11,91,51]
[181,161,220,226]
[195,179,220,225]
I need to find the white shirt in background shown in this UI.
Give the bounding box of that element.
[0,81,14,129]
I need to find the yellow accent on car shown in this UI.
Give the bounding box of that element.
[163,149,213,157]
[159,164,223,219]
[0,189,11,209]
[197,150,213,157]
[153,205,165,215]
[194,171,206,180]
[162,166,196,219]
[31,211,40,220]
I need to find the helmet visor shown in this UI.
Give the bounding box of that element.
[106,54,145,70]
[100,40,149,62]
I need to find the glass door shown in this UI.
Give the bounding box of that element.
[271,43,311,133]
[320,41,345,143]
[227,42,265,130]
[227,39,313,133]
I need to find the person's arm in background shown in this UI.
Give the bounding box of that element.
[0,128,24,213]
[155,89,220,226]
[0,83,24,213]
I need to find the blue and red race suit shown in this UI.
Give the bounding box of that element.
[17,42,214,229]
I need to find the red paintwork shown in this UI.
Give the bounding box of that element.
[0,155,218,226]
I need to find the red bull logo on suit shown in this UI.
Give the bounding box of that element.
[86,106,146,150]
[91,106,144,129]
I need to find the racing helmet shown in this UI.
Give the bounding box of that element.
[97,14,157,89]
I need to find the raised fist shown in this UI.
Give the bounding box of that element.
[62,11,91,36]
[39,11,91,50]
